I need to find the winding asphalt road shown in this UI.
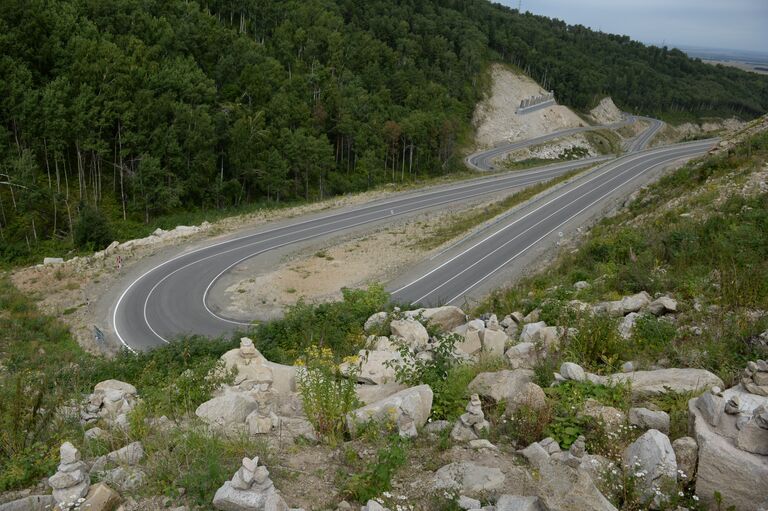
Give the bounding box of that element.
[111,119,712,352]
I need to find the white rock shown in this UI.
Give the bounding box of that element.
[559,362,586,382]
[106,442,144,465]
[482,329,508,358]
[364,312,389,333]
[468,370,534,404]
[609,368,723,398]
[457,495,481,510]
[347,385,433,437]
[457,328,483,356]
[195,391,258,427]
[623,429,677,503]
[60,442,80,465]
[519,322,547,343]
[671,436,697,482]
[628,408,670,434]
[504,342,538,370]
[420,306,466,332]
[618,312,640,339]
[389,319,429,349]
[647,296,677,316]
[573,281,591,290]
[43,257,64,265]
[620,291,652,314]
[496,495,542,511]
[433,462,505,494]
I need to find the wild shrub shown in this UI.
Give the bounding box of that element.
[564,313,625,373]
[505,401,554,447]
[630,315,678,360]
[253,284,390,363]
[342,435,408,503]
[73,203,114,250]
[296,346,359,444]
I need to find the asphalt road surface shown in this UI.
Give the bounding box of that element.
[111,125,710,352]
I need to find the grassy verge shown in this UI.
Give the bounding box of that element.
[414,166,590,251]
[476,129,768,384]
[584,129,623,155]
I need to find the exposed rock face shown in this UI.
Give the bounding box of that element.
[346,385,433,438]
[609,368,723,398]
[622,430,677,506]
[48,442,90,507]
[0,495,54,511]
[433,462,505,494]
[81,380,139,428]
[212,457,287,511]
[451,394,490,442]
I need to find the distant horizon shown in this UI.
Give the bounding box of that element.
[498,0,768,54]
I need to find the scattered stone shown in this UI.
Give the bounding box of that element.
[495,495,542,511]
[106,442,144,466]
[481,329,508,358]
[647,296,677,316]
[559,362,586,382]
[0,495,54,511]
[504,342,538,370]
[49,443,90,507]
[742,359,768,396]
[609,368,723,398]
[85,427,107,441]
[364,312,389,333]
[468,370,534,404]
[582,399,626,434]
[451,394,489,442]
[78,482,121,511]
[629,408,670,434]
[621,361,635,373]
[389,319,429,349]
[347,385,433,438]
[433,462,505,494]
[623,430,677,505]
[82,380,139,427]
[195,391,258,427]
[457,328,483,356]
[457,495,481,510]
[43,257,64,265]
[420,306,467,332]
[671,437,697,483]
[522,309,541,323]
[102,466,145,492]
[213,457,287,511]
[361,500,388,511]
[469,439,499,451]
[689,393,768,510]
[424,420,451,435]
[573,281,590,291]
[618,312,639,340]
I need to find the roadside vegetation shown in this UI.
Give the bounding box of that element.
[3,0,768,267]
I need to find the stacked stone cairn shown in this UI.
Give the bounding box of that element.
[48,442,90,509]
[451,394,489,441]
[212,456,287,511]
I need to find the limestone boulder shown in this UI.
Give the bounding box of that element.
[689,397,768,510]
[505,342,538,370]
[341,349,401,385]
[671,436,697,482]
[482,329,508,358]
[420,306,467,332]
[468,370,534,404]
[79,482,121,511]
[647,296,677,316]
[195,391,258,427]
[519,322,547,344]
[609,368,723,398]
[389,319,429,349]
[106,442,144,466]
[582,399,626,434]
[628,408,670,435]
[457,328,483,356]
[495,496,543,511]
[433,462,505,494]
[560,362,586,382]
[346,385,433,437]
[618,312,640,340]
[622,430,677,504]
[0,496,54,511]
[364,312,389,333]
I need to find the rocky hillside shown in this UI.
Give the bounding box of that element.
[1,121,768,510]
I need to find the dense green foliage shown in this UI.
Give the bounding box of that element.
[2,0,767,264]
[0,274,238,489]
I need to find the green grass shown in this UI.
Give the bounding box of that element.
[477,129,768,384]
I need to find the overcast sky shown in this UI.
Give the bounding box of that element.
[499,0,768,53]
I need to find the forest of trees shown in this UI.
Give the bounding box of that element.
[1,0,767,263]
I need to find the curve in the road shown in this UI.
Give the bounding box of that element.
[112,120,702,353]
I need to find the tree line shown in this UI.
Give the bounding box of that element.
[1,0,766,263]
